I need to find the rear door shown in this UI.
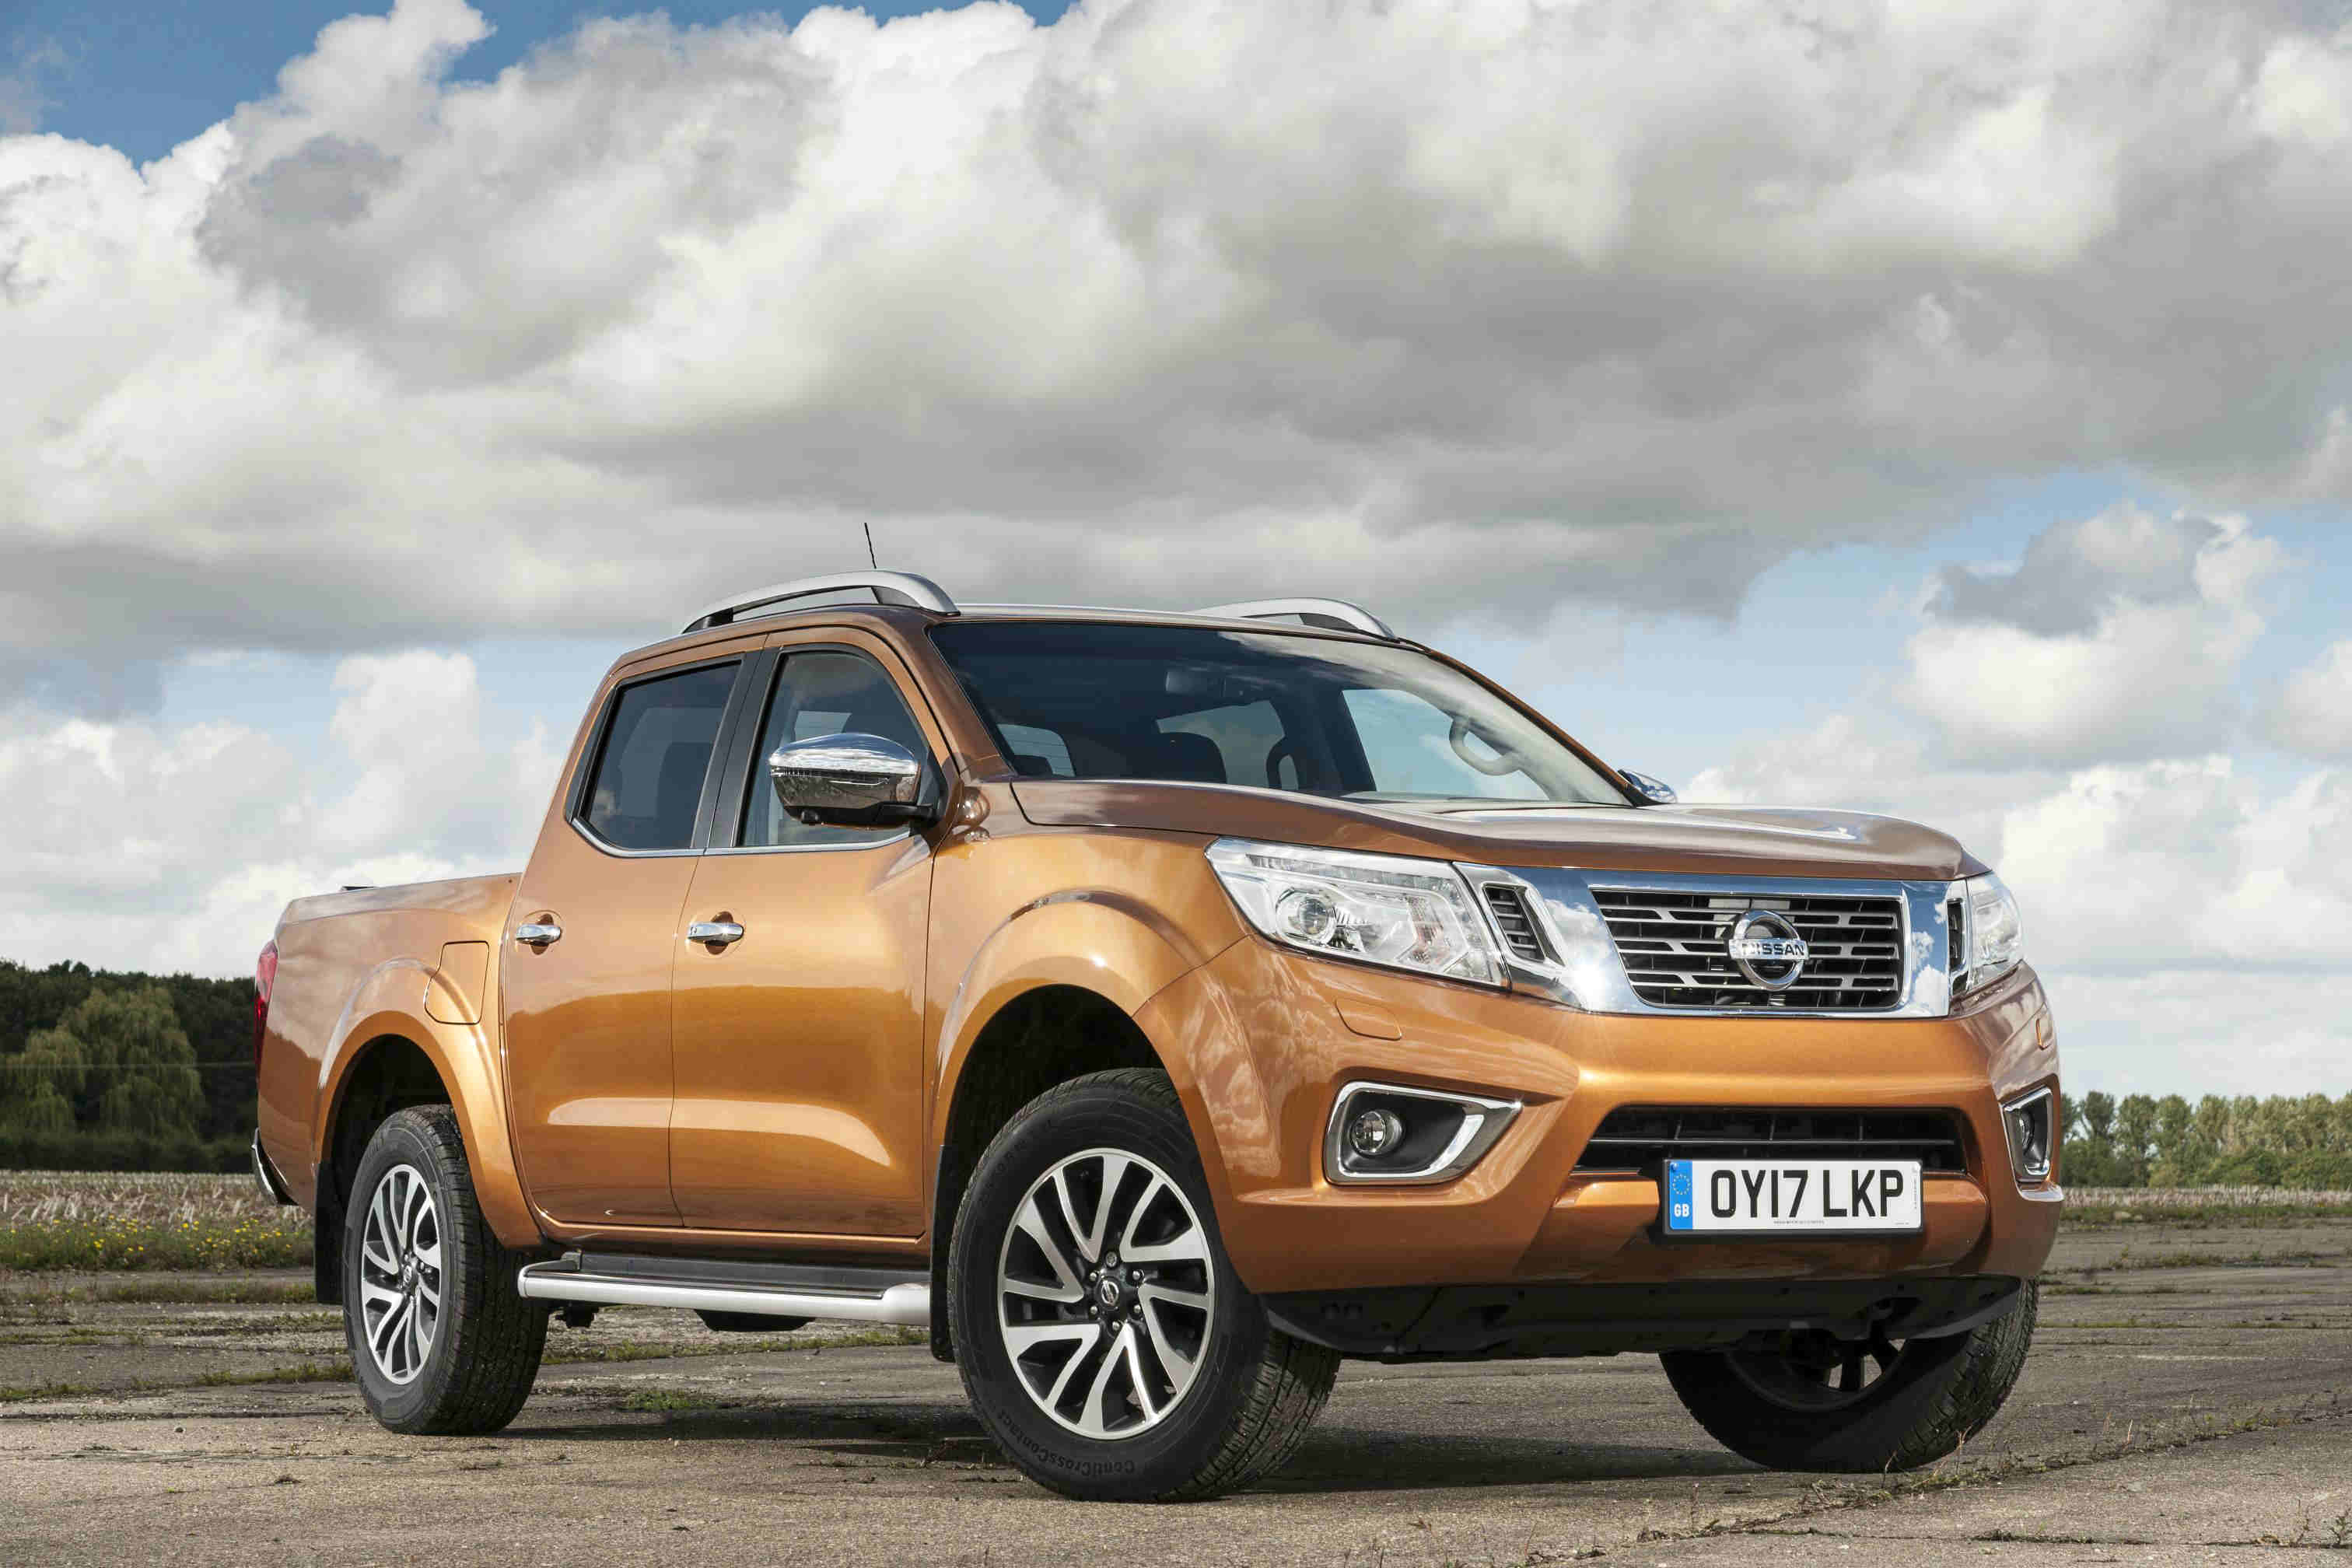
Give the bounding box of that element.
[666,632,941,1236]
[500,652,749,1228]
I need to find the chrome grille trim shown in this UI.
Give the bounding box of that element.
[1593,887,1906,1010]
[1454,866,1959,1020]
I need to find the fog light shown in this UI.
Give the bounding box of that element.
[1325,1080,1523,1185]
[1346,1108,1405,1159]
[2002,1087,2053,1185]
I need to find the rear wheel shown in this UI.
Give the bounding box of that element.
[345,1105,548,1434]
[1661,1282,2039,1472]
[948,1068,1338,1500]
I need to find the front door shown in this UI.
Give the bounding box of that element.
[500,654,744,1227]
[668,636,939,1236]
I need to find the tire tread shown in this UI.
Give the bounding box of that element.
[350,1105,547,1436]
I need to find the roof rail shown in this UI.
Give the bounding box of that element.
[1195,597,1396,639]
[684,572,958,633]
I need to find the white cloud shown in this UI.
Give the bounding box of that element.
[2053,969,2350,1097]
[7,0,2352,694]
[0,650,558,976]
[1894,509,2280,766]
[2266,639,2352,758]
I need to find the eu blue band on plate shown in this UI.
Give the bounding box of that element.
[1667,1159,1694,1231]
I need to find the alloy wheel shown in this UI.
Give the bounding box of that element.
[358,1162,443,1384]
[995,1147,1215,1440]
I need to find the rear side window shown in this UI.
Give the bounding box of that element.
[579,663,739,850]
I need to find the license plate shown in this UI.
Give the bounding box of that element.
[1663,1159,1923,1236]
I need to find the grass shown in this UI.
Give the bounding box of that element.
[0,1279,316,1306]
[0,1361,352,1403]
[0,1171,310,1272]
[0,1213,311,1271]
[2065,1188,2352,1229]
[620,1388,724,1412]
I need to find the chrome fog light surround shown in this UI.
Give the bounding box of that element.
[2000,1087,2054,1185]
[1324,1081,1523,1185]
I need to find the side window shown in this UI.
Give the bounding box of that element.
[579,662,739,850]
[740,649,932,849]
[1341,686,1547,800]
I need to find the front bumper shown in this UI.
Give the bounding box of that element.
[1136,939,2060,1297]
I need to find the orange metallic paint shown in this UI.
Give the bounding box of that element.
[261,600,2061,1307]
[670,834,934,1234]
[255,875,535,1245]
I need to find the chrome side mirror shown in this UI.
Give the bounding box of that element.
[768,733,933,828]
[1619,769,1677,804]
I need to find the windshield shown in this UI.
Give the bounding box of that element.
[929,621,1629,806]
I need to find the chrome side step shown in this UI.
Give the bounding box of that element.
[516,1253,929,1328]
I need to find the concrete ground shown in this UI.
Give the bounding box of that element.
[3,1217,2349,1567]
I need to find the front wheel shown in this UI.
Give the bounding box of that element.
[344,1105,548,1434]
[1661,1281,2039,1472]
[947,1069,1338,1501]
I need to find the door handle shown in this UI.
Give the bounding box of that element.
[513,921,562,947]
[687,921,746,947]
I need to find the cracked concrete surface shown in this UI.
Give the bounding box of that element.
[3,1219,2348,1566]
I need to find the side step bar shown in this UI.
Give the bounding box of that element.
[517,1251,929,1328]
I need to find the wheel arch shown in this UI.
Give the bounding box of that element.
[313,963,538,1300]
[928,959,1228,1362]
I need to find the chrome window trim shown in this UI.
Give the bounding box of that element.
[703,828,919,858]
[567,821,705,860]
[1458,864,1961,1020]
[1322,1080,1524,1185]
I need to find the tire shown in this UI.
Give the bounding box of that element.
[344,1105,548,1435]
[947,1068,1339,1501]
[1661,1280,2039,1472]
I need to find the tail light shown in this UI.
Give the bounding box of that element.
[253,940,278,1072]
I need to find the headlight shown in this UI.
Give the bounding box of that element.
[1957,872,2025,994]
[1206,838,1503,986]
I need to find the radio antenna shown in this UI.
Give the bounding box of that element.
[862,523,878,570]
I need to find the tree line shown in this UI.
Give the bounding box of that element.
[0,959,257,1172]
[2063,1090,2352,1190]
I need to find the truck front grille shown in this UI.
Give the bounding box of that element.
[1576,1106,1969,1174]
[1592,887,1906,1010]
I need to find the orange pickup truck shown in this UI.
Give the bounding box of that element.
[250,572,2060,1500]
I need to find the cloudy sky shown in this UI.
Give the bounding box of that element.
[5,0,2350,1095]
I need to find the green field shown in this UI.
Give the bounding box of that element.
[0,1171,309,1272]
